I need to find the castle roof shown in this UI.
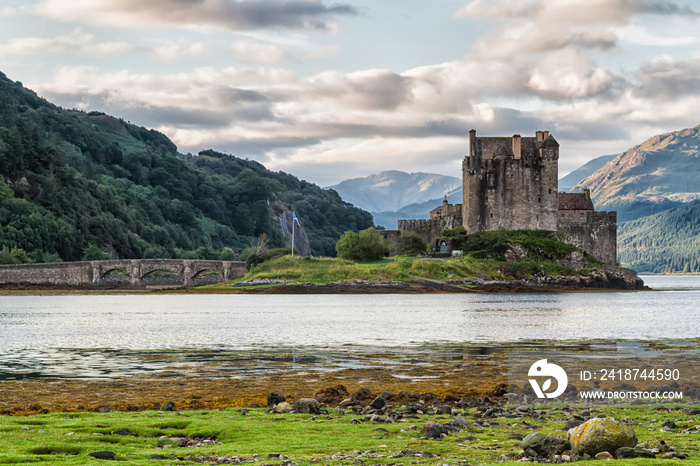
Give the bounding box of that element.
[558,192,594,211]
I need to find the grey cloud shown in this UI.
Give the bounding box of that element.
[40,89,273,128]
[635,55,700,99]
[38,0,359,31]
[347,71,413,110]
[638,0,699,15]
[201,136,323,156]
[550,122,631,141]
[303,70,414,110]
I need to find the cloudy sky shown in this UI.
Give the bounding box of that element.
[1,0,699,186]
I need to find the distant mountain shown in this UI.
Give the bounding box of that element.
[574,124,700,222]
[618,199,700,273]
[559,154,617,192]
[371,188,461,229]
[328,171,461,213]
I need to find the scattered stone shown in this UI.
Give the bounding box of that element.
[160,402,175,412]
[564,419,582,430]
[421,421,449,439]
[87,451,116,460]
[614,447,656,459]
[97,407,114,413]
[149,454,163,460]
[662,419,677,430]
[569,418,637,456]
[291,398,321,414]
[595,451,613,460]
[352,388,374,402]
[112,430,131,436]
[339,398,353,408]
[446,417,470,429]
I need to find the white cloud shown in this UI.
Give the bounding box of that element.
[306,45,341,59]
[0,28,138,58]
[527,47,617,99]
[617,24,700,46]
[230,39,287,64]
[153,41,206,62]
[0,7,17,17]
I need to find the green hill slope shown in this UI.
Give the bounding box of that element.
[0,71,372,261]
[618,199,700,273]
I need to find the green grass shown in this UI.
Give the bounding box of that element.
[0,404,698,464]
[211,255,511,286]
[202,230,602,290]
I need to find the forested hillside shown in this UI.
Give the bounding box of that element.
[0,71,372,261]
[618,199,700,273]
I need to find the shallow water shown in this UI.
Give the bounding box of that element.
[0,274,698,379]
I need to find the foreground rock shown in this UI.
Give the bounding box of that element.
[569,418,637,456]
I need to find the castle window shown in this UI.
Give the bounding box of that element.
[549,189,552,194]
[538,197,541,203]
[535,174,540,181]
[490,213,493,219]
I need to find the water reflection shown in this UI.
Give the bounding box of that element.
[0,275,699,380]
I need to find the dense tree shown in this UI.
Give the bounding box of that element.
[0,72,373,261]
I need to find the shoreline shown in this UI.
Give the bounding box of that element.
[0,276,648,296]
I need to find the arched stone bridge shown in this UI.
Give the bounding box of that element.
[0,259,246,288]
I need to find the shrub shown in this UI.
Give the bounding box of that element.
[0,248,19,265]
[81,244,108,261]
[397,232,428,256]
[336,227,390,261]
[10,248,32,264]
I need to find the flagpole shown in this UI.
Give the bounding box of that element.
[291,211,295,258]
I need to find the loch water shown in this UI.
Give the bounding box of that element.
[0,275,698,379]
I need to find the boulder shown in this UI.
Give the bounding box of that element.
[369,396,387,410]
[522,432,544,451]
[87,451,116,460]
[273,402,292,413]
[569,418,637,456]
[267,392,286,406]
[160,402,175,412]
[420,421,449,439]
[291,398,321,414]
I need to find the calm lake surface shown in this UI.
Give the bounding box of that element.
[0,275,698,379]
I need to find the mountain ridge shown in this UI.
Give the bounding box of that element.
[328,170,461,213]
[574,124,700,221]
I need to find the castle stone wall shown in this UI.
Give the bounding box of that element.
[398,218,459,246]
[463,131,559,233]
[378,230,400,253]
[558,211,617,264]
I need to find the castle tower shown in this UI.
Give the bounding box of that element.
[462,130,559,233]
